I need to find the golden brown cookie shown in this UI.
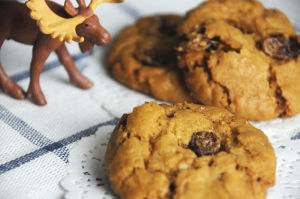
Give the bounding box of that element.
[176,0,300,121]
[105,102,276,199]
[107,15,196,103]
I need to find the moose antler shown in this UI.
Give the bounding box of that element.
[89,0,124,11]
[26,0,85,43]
[64,0,88,16]
[26,0,123,43]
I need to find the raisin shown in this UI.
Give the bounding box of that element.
[158,17,178,36]
[120,114,128,131]
[169,183,176,192]
[262,36,300,60]
[188,132,221,156]
[175,34,189,49]
[134,48,166,66]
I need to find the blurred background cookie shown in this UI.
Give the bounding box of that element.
[176,0,300,121]
[105,102,276,199]
[107,15,196,103]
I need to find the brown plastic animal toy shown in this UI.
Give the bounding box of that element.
[0,0,122,105]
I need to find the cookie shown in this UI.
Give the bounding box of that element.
[176,0,300,121]
[105,102,276,199]
[107,15,196,103]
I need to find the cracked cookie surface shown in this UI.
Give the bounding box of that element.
[176,0,300,121]
[107,15,195,103]
[105,102,276,199]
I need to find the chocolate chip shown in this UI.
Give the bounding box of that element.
[134,48,167,66]
[188,132,221,156]
[262,36,300,60]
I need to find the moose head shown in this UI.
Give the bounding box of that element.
[64,0,113,52]
[0,0,123,105]
[26,0,122,51]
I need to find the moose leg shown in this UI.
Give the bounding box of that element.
[27,44,52,105]
[55,44,93,89]
[0,38,25,99]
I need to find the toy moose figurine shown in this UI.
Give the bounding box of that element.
[0,0,122,105]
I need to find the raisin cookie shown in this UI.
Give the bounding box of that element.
[105,102,276,199]
[107,15,195,103]
[176,0,300,121]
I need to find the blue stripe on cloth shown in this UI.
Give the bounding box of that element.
[118,3,141,18]
[0,118,119,175]
[0,105,69,162]
[10,52,91,83]
[295,25,300,34]
[291,132,300,140]
[2,52,92,162]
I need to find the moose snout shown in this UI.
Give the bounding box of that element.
[76,15,112,46]
[99,30,111,45]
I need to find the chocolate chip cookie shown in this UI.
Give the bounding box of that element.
[176,0,300,121]
[107,15,195,103]
[105,102,276,199]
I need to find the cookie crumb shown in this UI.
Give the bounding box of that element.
[178,163,189,170]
